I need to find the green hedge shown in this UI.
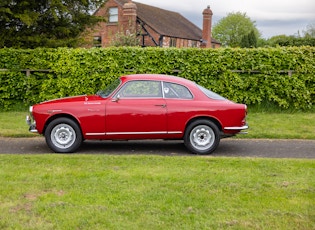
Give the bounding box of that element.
[0,47,314,110]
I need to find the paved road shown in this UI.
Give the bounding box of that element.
[0,137,314,158]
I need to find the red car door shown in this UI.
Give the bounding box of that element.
[104,80,168,138]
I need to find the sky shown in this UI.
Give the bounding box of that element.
[134,0,315,38]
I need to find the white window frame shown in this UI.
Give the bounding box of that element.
[109,7,118,23]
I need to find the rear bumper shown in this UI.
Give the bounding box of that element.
[224,125,249,131]
[224,124,249,134]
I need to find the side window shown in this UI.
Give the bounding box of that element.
[118,80,162,98]
[163,82,193,99]
[108,7,118,23]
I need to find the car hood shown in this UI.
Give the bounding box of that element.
[39,95,101,105]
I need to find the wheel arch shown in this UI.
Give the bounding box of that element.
[185,116,222,133]
[43,114,83,138]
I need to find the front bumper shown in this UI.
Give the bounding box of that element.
[26,115,38,133]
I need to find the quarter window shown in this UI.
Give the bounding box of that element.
[163,82,193,99]
[109,7,118,23]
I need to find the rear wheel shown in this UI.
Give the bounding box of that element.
[184,119,220,155]
[45,117,82,153]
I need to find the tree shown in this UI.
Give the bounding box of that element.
[240,34,249,48]
[110,32,140,47]
[303,22,315,38]
[263,22,315,47]
[248,30,257,47]
[241,30,257,48]
[267,34,315,47]
[212,12,260,47]
[0,0,105,48]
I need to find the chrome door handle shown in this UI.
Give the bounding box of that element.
[155,104,166,108]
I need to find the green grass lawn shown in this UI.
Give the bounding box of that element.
[0,155,314,229]
[243,112,315,139]
[0,111,35,137]
[0,109,314,229]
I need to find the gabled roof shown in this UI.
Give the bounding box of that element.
[136,2,202,41]
[115,0,203,41]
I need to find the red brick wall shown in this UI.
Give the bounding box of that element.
[83,0,123,47]
[83,0,215,48]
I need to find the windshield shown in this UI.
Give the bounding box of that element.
[96,78,121,98]
[197,84,227,100]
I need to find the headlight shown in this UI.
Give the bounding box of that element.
[29,106,33,113]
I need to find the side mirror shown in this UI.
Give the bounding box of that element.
[111,94,120,102]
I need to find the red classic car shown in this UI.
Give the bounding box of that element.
[26,74,248,154]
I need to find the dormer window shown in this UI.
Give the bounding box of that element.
[109,7,118,23]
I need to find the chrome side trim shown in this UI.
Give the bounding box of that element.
[167,131,182,134]
[86,133,106,136]
[224,125,249,130]
[106,131,167,135]
[85,131,182,136]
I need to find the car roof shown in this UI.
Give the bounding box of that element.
[120,74,196,86]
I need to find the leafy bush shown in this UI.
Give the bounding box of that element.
[0,47,314,110]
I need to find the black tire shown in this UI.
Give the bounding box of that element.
[45,117,82,153]
[184,119,220,155]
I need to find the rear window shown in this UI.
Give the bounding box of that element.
[197,84,227,100]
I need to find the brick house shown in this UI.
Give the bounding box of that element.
[86,0,221,48]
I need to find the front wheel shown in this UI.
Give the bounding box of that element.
[45,118,82,153]
[184,120,220,155]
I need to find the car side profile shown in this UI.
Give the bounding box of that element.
[26,74,248,154]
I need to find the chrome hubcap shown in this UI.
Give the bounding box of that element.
[190,125,215,151]
[51,124,76,149]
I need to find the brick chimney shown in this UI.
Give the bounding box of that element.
[201,5,213,48]
[122,0,137,34]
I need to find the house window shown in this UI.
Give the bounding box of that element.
[191,40,197,47]
[109,7,118,23]
[170,38,177,47]
[93,36,102,47]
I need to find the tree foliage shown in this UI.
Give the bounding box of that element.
[303,22,315,38]
[212,12,260,47]
[110,32,140,47]
[258,22,315,47]
[241,30,257,48]
[0,0,105,48]
[266,35,315,47]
